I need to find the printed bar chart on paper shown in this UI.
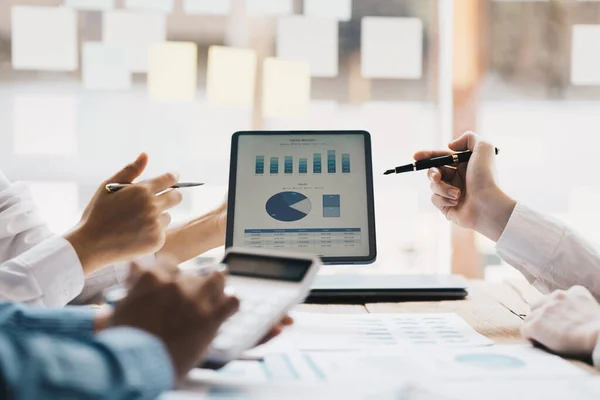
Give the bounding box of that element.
[255,156,264,174]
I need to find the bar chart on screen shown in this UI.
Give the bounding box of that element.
[254,152,351,175]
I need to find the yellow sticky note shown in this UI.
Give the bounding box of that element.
[262,58,310,118]
[148,41,197,101]
[206,46,257,109]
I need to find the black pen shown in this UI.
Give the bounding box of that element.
[105,182,204,193]
[383,149,499,175]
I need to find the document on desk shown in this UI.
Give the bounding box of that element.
[250,312,492,355]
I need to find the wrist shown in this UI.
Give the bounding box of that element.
[473,188,517,242]
[64,224,105,274]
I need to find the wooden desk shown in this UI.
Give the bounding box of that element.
[297,279,598,374]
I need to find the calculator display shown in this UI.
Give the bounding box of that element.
[224,253,311,282]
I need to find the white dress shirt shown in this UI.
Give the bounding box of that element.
[0,171,129,307]
[496,202,600,366]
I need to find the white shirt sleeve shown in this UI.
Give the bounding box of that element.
[496,202,600,299]
[0,172,84,306]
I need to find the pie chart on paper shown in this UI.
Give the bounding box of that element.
[266,192,311,222]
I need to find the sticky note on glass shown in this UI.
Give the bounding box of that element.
[206,46,257,109]
[13,96,77,156]
[571,25,600,86]
[262,58,310,118]
[304,0,351,21]
[125,0,174,13]
[82,43,131,90]
[11,6,78,71]
[183,0,232,14]
[64,0,115,10]
[103,11,166,73]
[148,42,198,101]
[277,17,338,77]
[246,0,292,15]
[361,17,423,79]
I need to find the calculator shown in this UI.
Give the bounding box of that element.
[203,247,321,367]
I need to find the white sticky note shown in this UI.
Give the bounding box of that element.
[124,0,174,13]
[571,25,600,86]
[24,182,79,234]
[206,46,257,109]
[82,43,131,90]
[64,0,115,10]
[11,6,78,71]
[103,11,166,73]
[183,0,232,14]
[148,42,198,101]
[304,0,351,21]
[262,58,310,118]
[361,17,423,79]
[246,0,293,15]
[13,96,77,156]
[277,17,338,77]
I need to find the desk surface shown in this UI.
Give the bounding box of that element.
[297,279,598,374]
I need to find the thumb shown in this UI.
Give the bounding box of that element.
[107,153,149,183]
[448,131,479,152]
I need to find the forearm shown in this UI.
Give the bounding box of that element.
[496,203,600,298]
[158,211,224,264]
[0,327,173,399]
[0,302,96,339]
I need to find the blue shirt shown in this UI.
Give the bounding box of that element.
[0,302,174,399]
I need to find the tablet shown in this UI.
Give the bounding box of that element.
[225,131,377,264]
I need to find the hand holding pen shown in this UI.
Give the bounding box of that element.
[411,132,516,243]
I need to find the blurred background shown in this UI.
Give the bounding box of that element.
[0,0,598,282]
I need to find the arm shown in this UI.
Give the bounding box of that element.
[419,132,600,298]
[157,201,226,264]
[496,203,600,298]
[0,327,173,400]
[0,156,182,307]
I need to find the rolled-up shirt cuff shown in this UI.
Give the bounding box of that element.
[495,203,565,284]
[96,327,174,396]
[13,236,84,307]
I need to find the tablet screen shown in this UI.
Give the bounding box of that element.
[228,132,375,261]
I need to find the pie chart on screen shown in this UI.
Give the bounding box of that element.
[266,192,311,222]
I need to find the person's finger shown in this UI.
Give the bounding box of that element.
[142,172,179,194]
[280,315,294,326]
[215,295,240,322]
[428,166,458,184]
[158,212,172,229]
[156,189,183,211]
[153,253,181,279]
[126,261,143,287]
[106,153,148,184]
[413,150,454,161]
[430,180,461,201]
[449,131,497,161]
[448,131,479,152]
[431,193,458,209]
[257,325,284,345]
[198,272,227,303]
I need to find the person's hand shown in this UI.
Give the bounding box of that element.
[415,131,516,241]
[110,256,240,382]
[521,286,600,357]
[257,315,294,345]
[65,153,183,273]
